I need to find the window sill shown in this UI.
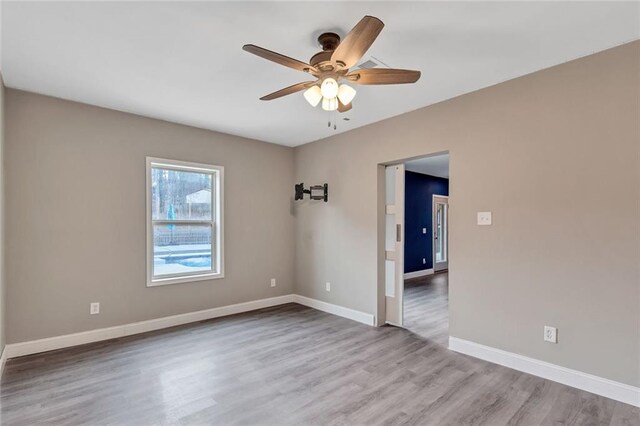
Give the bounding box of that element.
[147,272,224,287]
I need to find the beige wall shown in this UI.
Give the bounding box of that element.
[5,90,295,343]
[293,41,640,386]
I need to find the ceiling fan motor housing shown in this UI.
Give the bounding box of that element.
[310,32,344,71]
[318,32,340,51]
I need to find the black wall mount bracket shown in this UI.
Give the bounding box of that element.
[295,183,328,202]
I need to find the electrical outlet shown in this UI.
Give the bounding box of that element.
[90,302,100,315]
[422,258,426,264]
[477,211,492,226]
[544,326,557,343]
[326,282,331,292]
[422,228,427,234]
[270,278,276,288]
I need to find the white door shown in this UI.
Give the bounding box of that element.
[433,195,449,272]
[385,164,404,326]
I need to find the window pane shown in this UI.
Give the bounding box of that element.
[153,224,213,277]
[151,167,213,221]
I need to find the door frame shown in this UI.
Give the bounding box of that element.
[432,195,449,272]
[376,150,449,327]
[383,164,405,327]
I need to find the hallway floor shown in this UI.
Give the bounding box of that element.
[403,271,449,346]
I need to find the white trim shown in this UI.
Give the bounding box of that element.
[449,336,640,407]
[149,272,222,286]
[404,268,434,279]
[4,295,294,359]
[0,346,7,376]
[293,295,375,326]
[146,157,225,287]
[432,194,449,272]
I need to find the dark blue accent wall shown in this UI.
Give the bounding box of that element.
[404,171,449,273]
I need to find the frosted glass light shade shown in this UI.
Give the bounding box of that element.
[322,97,338,111]
[337,84,356,105]
[320,78,339,99]
[303,86,322,107]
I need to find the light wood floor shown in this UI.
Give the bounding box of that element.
[403,271,449,346]
[1,301,638,425]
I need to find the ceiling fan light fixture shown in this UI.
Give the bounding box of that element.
[337,84,356,105]
[322,97,338,111]
[320,78,339,99]
[244,15,421,116]
[303,85,322,107]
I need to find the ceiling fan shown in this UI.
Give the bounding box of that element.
[242,15,421,114]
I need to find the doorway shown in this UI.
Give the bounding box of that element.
[379,152,450,345]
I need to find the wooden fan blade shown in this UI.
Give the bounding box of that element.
[260,81,317,101]
[338,99,352,113]
[346,68,421,85]
[331,16,384,69]
[243,44,318,74]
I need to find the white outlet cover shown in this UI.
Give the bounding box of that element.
[423,258,426,264]
[422,228,427,234]
[90,302,100,315]
[544,326,558,343]
[270,278,276,287]
[477,211,492,226]
[326,282,331,292]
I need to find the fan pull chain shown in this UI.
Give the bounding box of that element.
[327,111,337,131]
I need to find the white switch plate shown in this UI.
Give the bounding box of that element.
[90,302,100,315]
[544,326,558,343]
[477,211,492,226]
[422,228,427,234]
[326,282,331,292]
[270,278,276,287]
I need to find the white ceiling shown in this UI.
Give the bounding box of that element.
[2,2,638,147]
[406,154,449,178]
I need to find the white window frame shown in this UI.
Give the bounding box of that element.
[146,157,224,287]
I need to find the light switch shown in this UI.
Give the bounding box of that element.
[477,211,492,226]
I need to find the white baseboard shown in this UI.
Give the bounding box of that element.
[293,295,375,326]
[4,294,295,359]
[404,268,434,279]
[449,336,640,407]
[3,294,376,360]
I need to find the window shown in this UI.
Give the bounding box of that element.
[146,158,223,286]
